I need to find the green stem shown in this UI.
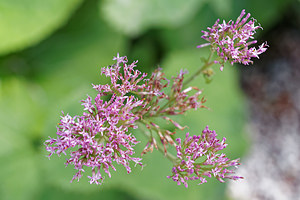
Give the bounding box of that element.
[142,52,215,119]
[156,140,178,164]
[153,98,173,117]
[183,51,214,87]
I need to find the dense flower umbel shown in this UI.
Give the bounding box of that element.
[198,9,268,71]
[45,54,148,185]
[167,126,243,187]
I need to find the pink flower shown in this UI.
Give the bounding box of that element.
[167,126,243,187]
[198,9,268,71]
[45,54,147,185]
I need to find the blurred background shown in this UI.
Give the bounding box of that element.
[0,0,299,200]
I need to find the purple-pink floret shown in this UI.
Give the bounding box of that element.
[45,54,148,185]
[198,9,268,71]
[167,126,243,187]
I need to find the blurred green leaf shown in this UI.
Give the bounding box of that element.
[208,0,233,17]
[0,0,83,55]
[38,185,137,200]
[0,151,39,200]
[0,78,46,140]
[157,5,218,52]
[0,78,44,200]
[100,0,206,36]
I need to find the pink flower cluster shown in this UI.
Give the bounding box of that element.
[98,53,147,95]
[198,9,268,71]
[45,54,243,187]
[45,54,149,185]
[167,126,243,187]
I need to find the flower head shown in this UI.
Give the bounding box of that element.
[198,9,268,71]
[45,54,148,185]
[167,126,243,187]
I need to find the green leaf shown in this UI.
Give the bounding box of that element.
[0,78,43,200]
[0,0,83,55]
[0,78,46,140]
[38,185,138,200]
[100,0,206,36]
[0,151,39,200]
[157,5,218,52]
[208,0,233,17]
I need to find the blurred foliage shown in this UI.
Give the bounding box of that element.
[100,0,294,37]
[0,0,297,200]
[0,0,83,55]
[101,0,206,36]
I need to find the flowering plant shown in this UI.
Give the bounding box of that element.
[198,9,268,71]
[45,9,267,187]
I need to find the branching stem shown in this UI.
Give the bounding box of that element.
[183,51,214,87]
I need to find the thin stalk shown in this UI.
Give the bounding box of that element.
[156,140,178,164]
[183,51,214,87]
[139,120,178,164]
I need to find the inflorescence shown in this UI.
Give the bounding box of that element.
[45,9,267,188]
[198,9,268,71]
[168,126,242,187]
